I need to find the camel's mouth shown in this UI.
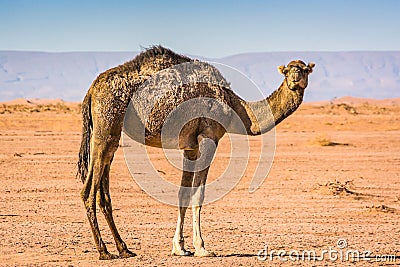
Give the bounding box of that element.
[287,77,307,91]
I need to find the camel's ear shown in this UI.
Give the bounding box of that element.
[306,62,315,74]
[278,65,288,75]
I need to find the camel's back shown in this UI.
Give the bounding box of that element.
[88,46,236,140]
[91,46,192,93]
[88,47,194,123]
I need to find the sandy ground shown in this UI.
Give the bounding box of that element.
[0,98,399,266]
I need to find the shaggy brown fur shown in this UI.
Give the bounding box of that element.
[77,46,314,259]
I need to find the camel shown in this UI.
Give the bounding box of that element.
[77,46,315,260]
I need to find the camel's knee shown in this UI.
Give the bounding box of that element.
[178,185,192,197]
[179,181,192,198]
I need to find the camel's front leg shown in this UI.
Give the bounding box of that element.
[171,150,197,256]
[192,135,217,257]
[192,168,216,257]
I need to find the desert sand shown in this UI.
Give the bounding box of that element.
[0,97,399,266]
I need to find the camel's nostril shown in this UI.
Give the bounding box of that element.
[292,73,300,82]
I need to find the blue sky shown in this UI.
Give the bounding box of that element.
[0,0,399,57]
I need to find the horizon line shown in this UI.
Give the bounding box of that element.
[0,49,399,59]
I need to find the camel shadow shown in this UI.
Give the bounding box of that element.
[220,253,259,258]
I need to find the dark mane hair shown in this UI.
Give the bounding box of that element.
[120,45,192,73]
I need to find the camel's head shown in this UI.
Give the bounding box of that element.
[278,60,315,90]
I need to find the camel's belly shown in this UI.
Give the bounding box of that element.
[123,103,199,150]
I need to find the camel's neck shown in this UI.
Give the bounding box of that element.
[242,80,304,135]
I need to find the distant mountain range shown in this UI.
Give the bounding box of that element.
[0,50,399,102]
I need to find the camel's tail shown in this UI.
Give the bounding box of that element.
[77,93,92,183]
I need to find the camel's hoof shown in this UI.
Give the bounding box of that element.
[99,251,119,260]
[171,248,193,256]
[119,248,137,258]
[194,248,216,257]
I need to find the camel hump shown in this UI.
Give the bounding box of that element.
[129,61,232,134]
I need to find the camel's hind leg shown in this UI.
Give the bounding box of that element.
[97,157,136,258]
[80,138,119,260]
[171,149,198,256]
